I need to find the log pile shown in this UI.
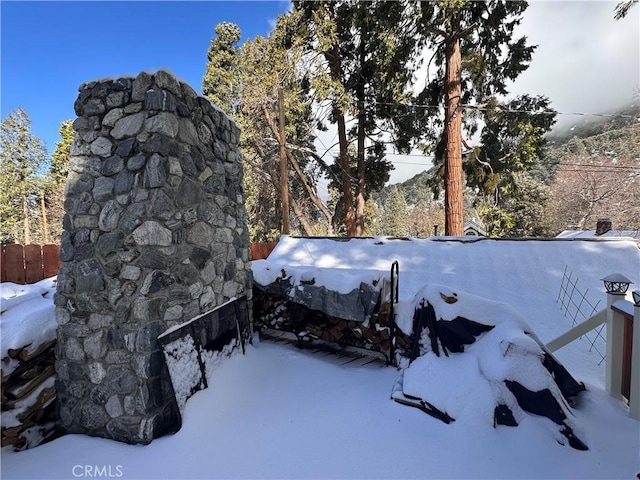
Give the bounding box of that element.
[253,290,413,360]
[1,339,57,450]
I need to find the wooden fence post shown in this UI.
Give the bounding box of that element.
[24,244,44,284]
[43,244,61,279]
[1,245,6,283]
[3,244,26,284]
[249,241,278,261]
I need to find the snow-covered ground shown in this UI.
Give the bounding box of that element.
[2,236,640,479]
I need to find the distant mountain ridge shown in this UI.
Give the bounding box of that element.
[373,167,437,206]
[546,103,639,146]
[544,123,640,165]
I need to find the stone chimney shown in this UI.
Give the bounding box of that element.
[596,218,612,236]
[55,70,252,444]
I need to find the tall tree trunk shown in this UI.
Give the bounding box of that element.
[260,105,335,235]
[40,194,50,243]
[285,150,335,236]
[22,195,31,244]
[443,28,464,236]
[278,87,290,234]
[355,118,366,237]
[355,38,367,237]
[323,2,356,237]
[244,151,315,237]
[335,107,356,237]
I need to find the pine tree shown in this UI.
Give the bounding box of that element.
[203,22,242,115]
[295,0,419,236]
[0,109,48,244]
[239,15,333,237]
[203,19,333,239]
[363,197,380,236]
[381,186,409,237]
[49,119,72,186]
[416,0,538,235]
[479,171,554,237]
[466,94,556,234]
[42,119,73,243]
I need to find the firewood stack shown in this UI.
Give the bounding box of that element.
[254,290,413,359]
[1,339,57,450]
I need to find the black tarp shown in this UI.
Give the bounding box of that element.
[410,300,494,360]
[401,301,588,451]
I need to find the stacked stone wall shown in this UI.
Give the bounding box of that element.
[55,70,252,444]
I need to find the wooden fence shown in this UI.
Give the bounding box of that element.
[1,244,61,285]
[249,241,278,260]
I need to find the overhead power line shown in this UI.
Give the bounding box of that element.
[385,159,640,173]
[555,169,640,174]
[543,162,639,170]
[372,101,639,119]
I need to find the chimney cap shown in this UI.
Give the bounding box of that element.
[595,218,612,236]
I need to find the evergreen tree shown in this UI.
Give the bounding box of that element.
[507,172,555,237]
[0,109,48,244]
[326,144,394,235]
[42,119,73,243]
[380,185,408,237]
[465,94,556,234]
[203,22,242,115]
[203,18,332,240]
[363,197,380,236]
[48,119,72,186]
[416,0,539,235]
[239,15,334,237]
[294,0,419,236]
[479,171,554,237]
[466,96,555,193]
[244,163,281,242]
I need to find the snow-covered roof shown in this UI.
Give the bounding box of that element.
[263,235,640,343]
[557,229,640,239]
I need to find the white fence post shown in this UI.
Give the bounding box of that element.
[605,292,625,400]
[630,300,640,420]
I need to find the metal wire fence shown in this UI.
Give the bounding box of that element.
[557,265,606,364]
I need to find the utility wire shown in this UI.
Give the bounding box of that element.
[541,162,639,170]
[372,100,639,119]
[313,152,639,173]
[554,169,640,174]
[385,161,639,174]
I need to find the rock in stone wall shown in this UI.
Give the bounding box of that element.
[55,70,252,444]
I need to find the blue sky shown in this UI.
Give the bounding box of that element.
[1,1,289,154]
